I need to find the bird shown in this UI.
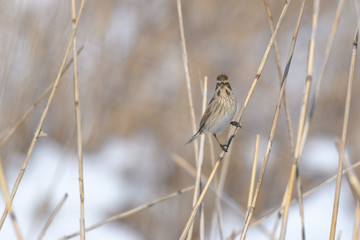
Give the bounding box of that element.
[186,74,239,152]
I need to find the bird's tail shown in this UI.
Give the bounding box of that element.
[185,130,201,145]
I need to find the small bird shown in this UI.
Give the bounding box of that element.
[186,74,239,152]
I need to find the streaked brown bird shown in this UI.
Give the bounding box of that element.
[186,74,238,152]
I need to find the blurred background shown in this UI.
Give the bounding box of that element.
[0,0,360,239]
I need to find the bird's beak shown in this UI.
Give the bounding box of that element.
[220,82,225,87]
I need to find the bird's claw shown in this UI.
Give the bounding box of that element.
[220,144,229,152]
[231,121,241,128]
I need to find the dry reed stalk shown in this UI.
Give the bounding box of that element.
[247,134,260,209]
[302,0,346,152]
[59,185,194,240]
[171,154,247,217]
[234,0,291,126]
[255,160,360,227]
[0,159,22,239]
[179,1,293,238]
[207,135,224,240]
[354,204,360,240]
[295,168,305,240]
[263,1,305,236]
[211,142,234,239]
[176,1,199,238]
[0,46,84,148]
[224,158,360,239]
[279,1,318,239]
[200,201,205,240]
[197,76,208,240]
[335,141,360,239]
[171,153,275,238]
[329,28,358,240]
[186,76,207,240]
[270,184,289,240]
[337,142,360,202]
[71,0,85,239]
[179,156,222,240]
[356,0,360,28]
[240,0,303,239]
[263,0,295,152]
[0,0,86,228]
[36,194,68,240]
[176,0,198,158]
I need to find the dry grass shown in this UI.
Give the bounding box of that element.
[1,0,360,239]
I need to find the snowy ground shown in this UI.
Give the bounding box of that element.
[0,136,357,239]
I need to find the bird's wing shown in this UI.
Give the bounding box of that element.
[199,95,216,130]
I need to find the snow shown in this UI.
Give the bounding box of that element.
[0,137,151,240]
[0,136,356,239]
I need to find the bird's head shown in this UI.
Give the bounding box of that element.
[215,74,232,96]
